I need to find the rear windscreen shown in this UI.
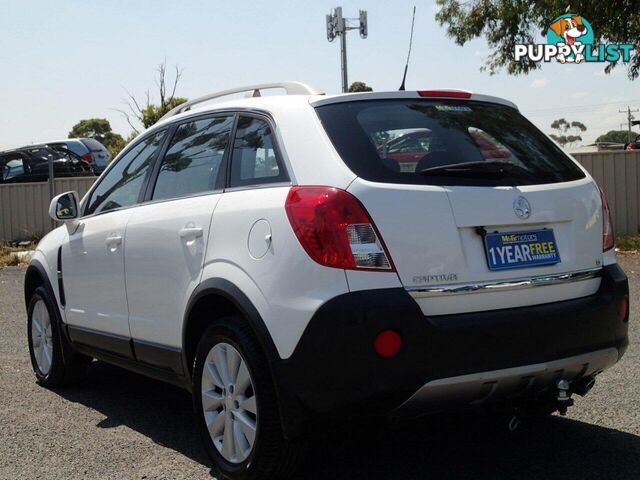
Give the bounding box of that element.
[315,100,585,186]
[81,138,107,151]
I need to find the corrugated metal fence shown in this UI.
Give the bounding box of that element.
[573,151,640,237]
[0,177,96,242]
[0,151,639,243]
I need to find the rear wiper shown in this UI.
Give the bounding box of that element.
[419,160,527,177]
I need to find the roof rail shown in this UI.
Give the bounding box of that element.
[159,81,324,121]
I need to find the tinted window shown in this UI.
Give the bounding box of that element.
[24,148,55,161]
[229,116,287,187]
[315,100,585,186]
[81,138,108,152]
[152,116,233,200]
[1,154,26,180]
[51,141,87,156]
[86,131,165,215]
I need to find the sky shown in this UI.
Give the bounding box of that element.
[1,0,639,149]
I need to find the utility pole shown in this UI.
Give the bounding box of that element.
[619,106,640,142]
[326,7,368,93]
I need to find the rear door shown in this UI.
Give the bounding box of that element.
[124,114,234,357]
[316,98,603,315]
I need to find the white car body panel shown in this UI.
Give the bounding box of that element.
[347,175,604,316]
[124,194,221,348]
[62,209,134,337]
[205,187,349,359]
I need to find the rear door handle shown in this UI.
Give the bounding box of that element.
[105,235,122,246]
[105,235,122,251]
[179,227,203,239]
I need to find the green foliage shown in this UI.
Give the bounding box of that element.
[571,121,587,132]
[550,117,587,147]
[68,118,127,158]
[435,1,640,79]
[616,235,640,251]
[69,118,111,139]
[348,81,373,92]
[103,133,127,158]
[597,130,639,143]
[550,118,569,132]
[138,96,188,129]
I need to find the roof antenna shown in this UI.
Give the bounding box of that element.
[399,6,417,91]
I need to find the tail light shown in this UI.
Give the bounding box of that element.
[285,186,395,271]
[599,187,615,251]
[82,152,94,162]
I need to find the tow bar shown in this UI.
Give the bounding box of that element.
[507,377,587,431]
[555,379,575,415]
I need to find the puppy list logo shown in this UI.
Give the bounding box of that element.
[515,13,634,64]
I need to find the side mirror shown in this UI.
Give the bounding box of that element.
[49,191,79,221]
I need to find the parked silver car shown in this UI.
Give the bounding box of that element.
[33,138,110,174]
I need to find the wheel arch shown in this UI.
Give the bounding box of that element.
[182,278,307,439]
[182,278,281,379]
[24,258,77,365]
[24,259,50,309]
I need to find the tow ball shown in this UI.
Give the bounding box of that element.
[555,379,574,416]
[507,378,578,431]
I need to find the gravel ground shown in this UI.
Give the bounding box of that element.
[1,255,639,480]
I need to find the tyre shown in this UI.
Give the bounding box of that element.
[193,316,304,480]
[27,285,91,387]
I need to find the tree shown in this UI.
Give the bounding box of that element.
[69,118,111,140]
[549,118,587,148]
[435,1,640,79]
[348,81,373,92]
[119,60,188,133]
[596,130,640,143]
[68,118,126,158]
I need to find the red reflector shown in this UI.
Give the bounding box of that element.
[374,330,402,358]
[417,90,472,99]
[619,296,629,321]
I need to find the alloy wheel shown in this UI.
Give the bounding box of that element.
[201,342,258,463]
[31,299,53,375]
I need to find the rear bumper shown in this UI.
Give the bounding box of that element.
[276,264,629,420]
[395,347,618,415]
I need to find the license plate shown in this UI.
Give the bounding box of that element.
[484,229,560,271]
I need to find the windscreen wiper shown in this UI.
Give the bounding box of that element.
[419,160,528,177]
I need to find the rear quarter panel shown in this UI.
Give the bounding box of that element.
[203,187,350,359]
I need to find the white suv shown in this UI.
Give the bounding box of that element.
[25,82,629,480]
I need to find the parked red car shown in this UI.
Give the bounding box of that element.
[378,128,512,171]
[625,134,640,150]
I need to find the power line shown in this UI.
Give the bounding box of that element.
[524,98,640,115]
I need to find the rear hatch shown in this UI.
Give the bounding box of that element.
[315,95,604,315]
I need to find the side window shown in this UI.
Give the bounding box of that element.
[229,116,288,188]
[152,115,233,201]
[1,154,26,181]
[85,131,165,215]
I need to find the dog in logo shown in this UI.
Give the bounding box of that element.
[549,15,587,63]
